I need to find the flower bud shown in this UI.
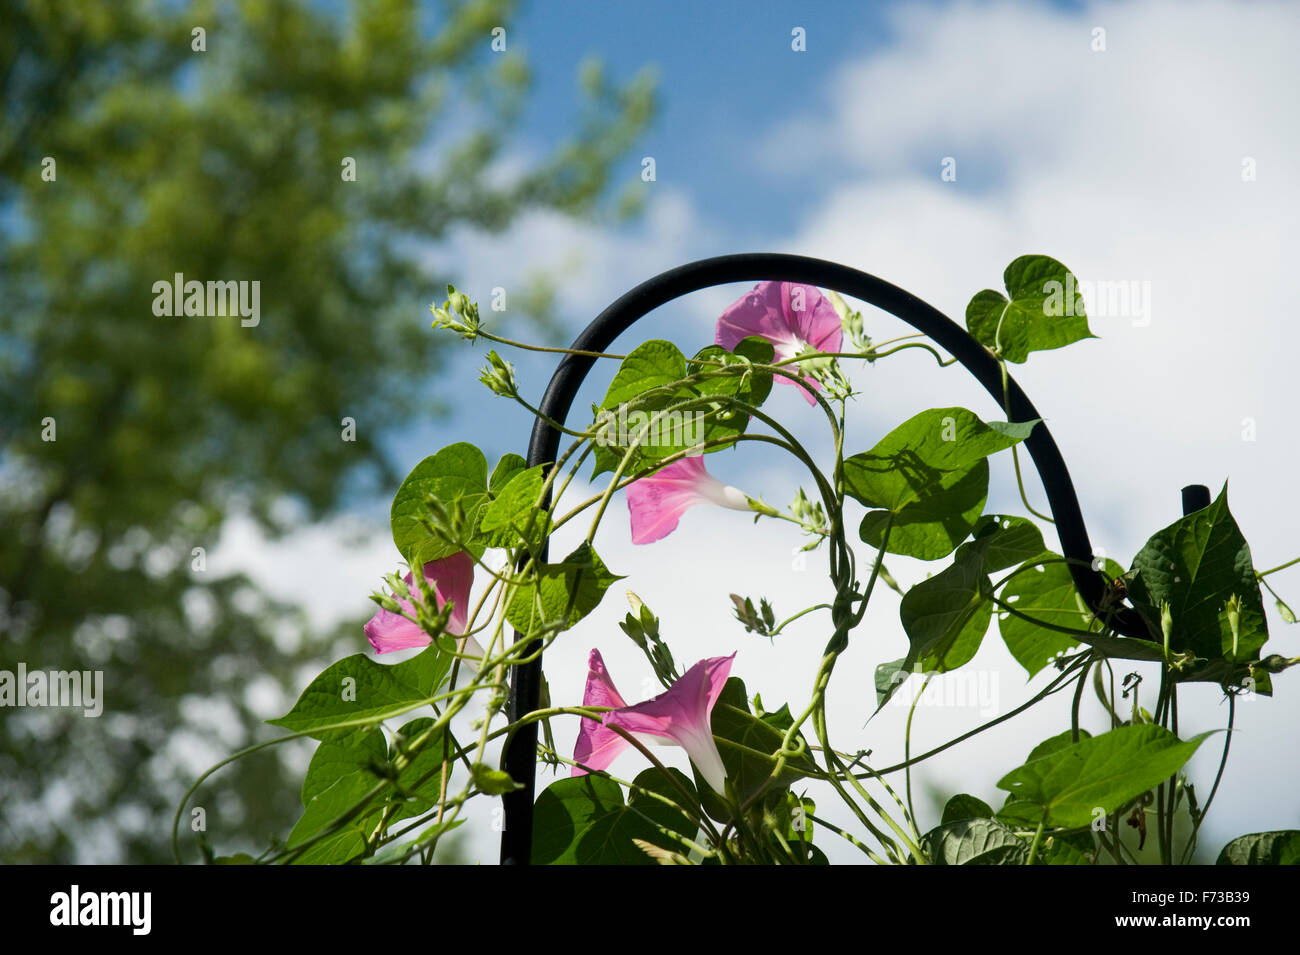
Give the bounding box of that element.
[370,592,403,614]
[478,349,518,398]
[1258,653,1292,674]
[1224,594,1242,657]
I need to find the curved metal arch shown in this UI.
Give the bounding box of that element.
[500,252,1146,864]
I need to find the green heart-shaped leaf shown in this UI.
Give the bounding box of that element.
[389,442,489,564]
[965,255,1096,363]
[844,407,1035,514]
[921,818,1027,865]
[995,724,1214,828]
[505,542,622,637]
[1127,483,1269,664]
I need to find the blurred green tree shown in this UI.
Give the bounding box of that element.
[0,0,654,862]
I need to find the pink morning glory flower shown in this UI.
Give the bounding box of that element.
[626,455,752,545]
[365,551,475,654]
[715,280,843,404]
[572,648,736,795]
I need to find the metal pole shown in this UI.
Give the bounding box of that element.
[1182,484,1211,516]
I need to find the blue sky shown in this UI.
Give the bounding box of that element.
[510,0,899,232]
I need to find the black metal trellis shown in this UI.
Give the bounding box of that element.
[498,252,1176,865]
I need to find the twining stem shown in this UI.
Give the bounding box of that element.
[475,327,626,361]
[1180,693,1235,864]
[1152,666,1177,865]
[1071,653,1094,743]
[855,656,1090,778]
[1257,555,1300,578]
[905,674,933,829]
[1166,683,1180,864]
[806,813,890,865]
[1094,660,1123,729]
[768,603,834,636]
[769,342,957,368]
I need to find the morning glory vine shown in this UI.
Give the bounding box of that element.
[175,255,1300,866]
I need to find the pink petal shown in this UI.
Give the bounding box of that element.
[365,551,474,654]
[580,648,629,710]
[783,283,843,405]
[626,456,751,545]
[363,600,429,654]
[716,281,803,358]
[607,654,734,735]
[605,653,735,794]
[715,282,842,406]
[781,283,843,355]
[572,649,632,776]
[430,551,474,635]
[626,456,715,545]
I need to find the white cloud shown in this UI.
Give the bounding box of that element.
[210,511,397,632]
[435,184,717,323]
[752,0,1300,858]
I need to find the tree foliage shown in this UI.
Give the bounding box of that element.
[0,0,654,862]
